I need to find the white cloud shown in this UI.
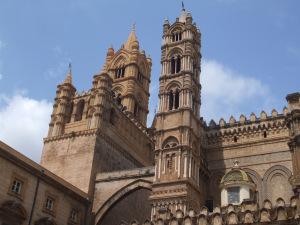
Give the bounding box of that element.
[201,59,274,122]
[0,93,52,162]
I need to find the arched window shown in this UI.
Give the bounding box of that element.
[0,201,27,225]
[172,32,182,42]
[115,67,125,79]
[168,90,174,110]
[174,89,180,109]
[168,88,180,111]
[75,100,85,121]
[170,55,181,74]
[176,56,181,73]
[65,102,73,123]
[171,57,176,74]
[34,217,57,225]
[163,136,179,149]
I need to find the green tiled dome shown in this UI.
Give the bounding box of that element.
[221,168,252,184]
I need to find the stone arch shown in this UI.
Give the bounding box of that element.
[75,99,85,121]
[168,23,185,34]
[112,84,125,96]
[165,81,182,92]
[242,168,263,206]
[0,200,27,225]
[262,165,293,205]
[95,179,152,225]
[162,136,179,149]
[167,47,183,59]
[34,217,57,225]
[109,52,129,69]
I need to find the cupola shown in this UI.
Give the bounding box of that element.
[220,161,256,207]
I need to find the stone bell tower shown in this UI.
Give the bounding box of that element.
[150,7,207,217]
[104,26,152,126]
[41,28,154,195]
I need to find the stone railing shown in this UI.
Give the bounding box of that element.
[121,197,299,225]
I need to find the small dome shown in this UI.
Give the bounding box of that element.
[221,168,253,185]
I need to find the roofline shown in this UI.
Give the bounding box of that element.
[0,140,90,204]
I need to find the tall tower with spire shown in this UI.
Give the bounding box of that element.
[150,8,208,216]
[41,28,154,195]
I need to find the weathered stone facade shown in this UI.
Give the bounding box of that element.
[0,141,89,225]
[0,6,299,225]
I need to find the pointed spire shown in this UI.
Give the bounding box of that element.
[64,63,72,84]
[124,24,139,50]
[182,1,185,11]
[100,46,115,74]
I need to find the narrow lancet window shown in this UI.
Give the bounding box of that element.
[174,90,179,109]
[176,56,181,73]
[169,91,174,110]
[171,57,176,74]
[75,100,85,121]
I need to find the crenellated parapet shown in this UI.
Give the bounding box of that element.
[205,108,289,147]
[122,196,299,225]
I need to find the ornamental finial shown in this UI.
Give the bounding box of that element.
[182,1,185,11]
[233,160,239,168]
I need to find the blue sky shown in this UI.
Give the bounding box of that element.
[0,0,299,161]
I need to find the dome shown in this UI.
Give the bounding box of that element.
[220,168,253,186]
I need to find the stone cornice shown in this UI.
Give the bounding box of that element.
[44,129,98,143]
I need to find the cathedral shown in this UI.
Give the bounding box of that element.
[1,7,300,225]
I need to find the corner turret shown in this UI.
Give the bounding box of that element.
[48,65,76,137]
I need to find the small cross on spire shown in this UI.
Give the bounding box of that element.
[68,62,72,74]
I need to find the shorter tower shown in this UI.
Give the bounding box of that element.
[41,29,154,195]
[48,66,76,137]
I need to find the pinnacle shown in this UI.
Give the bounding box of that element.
[124,24,139,50]
[63,63,72,84]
